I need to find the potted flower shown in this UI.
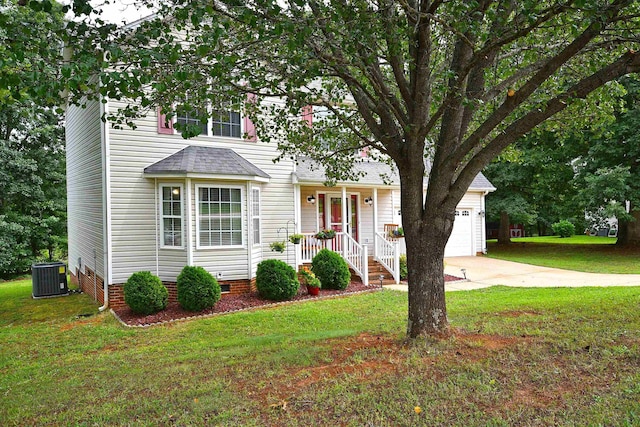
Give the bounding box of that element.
[269,241,286,252]
[315,229,336,240]
[392,227,404,238]
[289,233,304,244]
[299,268,321,296]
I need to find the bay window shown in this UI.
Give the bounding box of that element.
[197,186,243,247]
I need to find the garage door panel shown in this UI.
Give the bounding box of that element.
[445,209,473,257]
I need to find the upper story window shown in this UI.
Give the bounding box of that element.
[160,185,183,248]
[176,106,208,136]
[158,95,256,141]
[212,110,241,138]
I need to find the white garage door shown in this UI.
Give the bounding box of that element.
[444,209,474,257]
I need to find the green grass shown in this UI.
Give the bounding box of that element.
[1,278,639,426]
[488,235,618,245]
[487,236,640,273]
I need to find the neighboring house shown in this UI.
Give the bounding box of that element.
[66,97,495,309]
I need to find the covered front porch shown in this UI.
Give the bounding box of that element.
[292,184,404,286]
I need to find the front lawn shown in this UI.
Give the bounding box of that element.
[2,278,639,425]
[487,236,640,273]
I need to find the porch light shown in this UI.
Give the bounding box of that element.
[364,197,373,206]
[306,195,316,204]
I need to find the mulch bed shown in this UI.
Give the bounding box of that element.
[112,274,462,327]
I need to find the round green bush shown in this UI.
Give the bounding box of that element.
[552,220,576,238]
[399,254,408,280]
[124,271,168,315]
[256,259,299,301]
[176,266,221,311]
[311,249,351,290]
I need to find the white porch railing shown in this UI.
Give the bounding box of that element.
[298,232,369,286]
[374,232,400,284]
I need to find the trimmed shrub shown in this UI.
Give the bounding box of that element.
[256,259,299,301]
[552,220,576,238]
[124,271,168,315]
[399,254,408,280]
[312,249,351,290]
[176,266,221,311]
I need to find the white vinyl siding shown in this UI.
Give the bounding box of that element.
[252,188,261,245]
[160,184,183,248]
[65,100,105,277]
[196,186,243,248]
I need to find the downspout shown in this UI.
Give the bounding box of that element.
[154,178,159,276]
[99,93,112,311]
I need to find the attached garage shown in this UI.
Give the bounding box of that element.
[444,208,474,257]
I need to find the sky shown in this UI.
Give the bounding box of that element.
[63,0,155,25]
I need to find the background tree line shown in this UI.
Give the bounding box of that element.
[0,0,67,277]
[484,76,640,246]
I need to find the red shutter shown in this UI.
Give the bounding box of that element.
[244,93,257,142]
[157,108,173,134]
[301,104,313,127]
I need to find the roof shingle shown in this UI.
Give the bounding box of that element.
[144,146,270,180]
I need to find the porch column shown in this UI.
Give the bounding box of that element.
[341,186,347,255]
[372,187,378,259]
[186,178,193,266]
[293,183,301,269]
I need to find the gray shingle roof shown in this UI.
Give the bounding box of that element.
[295,157,495,191]
[144,146,270,180]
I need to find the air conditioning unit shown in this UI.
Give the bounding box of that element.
[32,262,69,298]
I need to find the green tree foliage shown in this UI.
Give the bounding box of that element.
[0,105,66,278]
[58,1,640,337]
[484,132,588,241]
[0,1,67,278]
[574,76,640,245]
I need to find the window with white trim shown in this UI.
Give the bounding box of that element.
[197,186,243,247]
[212,110,241,138]
[160,185,183,248]
[252,188,261,245]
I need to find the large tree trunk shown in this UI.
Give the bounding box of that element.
[399,155,455,339]
[497,211,511,244]
[405,218,452,338]
[617,204,640,246]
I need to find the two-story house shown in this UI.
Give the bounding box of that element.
[66,96,495,309]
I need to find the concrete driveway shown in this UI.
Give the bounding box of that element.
[386,256,640,292]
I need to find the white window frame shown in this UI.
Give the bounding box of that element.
[251,187,261,246]
[172,105,244,140]
[212,109,242,139]
[159,183,185,249]
[195,184,245,249]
